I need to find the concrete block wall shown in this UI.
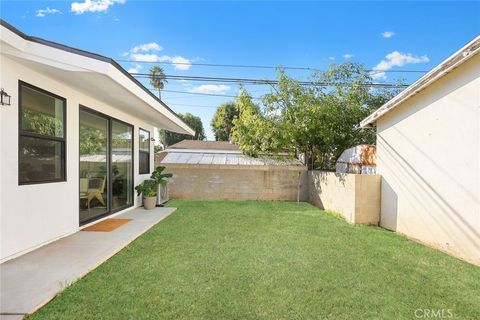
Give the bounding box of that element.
[307,171,381,225]
[163,164,308,201]
[161,164,380,225]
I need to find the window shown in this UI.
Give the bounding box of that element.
[139,128,150,174]
[19,82,66,184]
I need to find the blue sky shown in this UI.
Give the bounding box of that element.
[1,1,479,140]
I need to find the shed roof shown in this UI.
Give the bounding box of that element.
[360,35,480,127]
[168,140,240,151]
[159,151,303,167]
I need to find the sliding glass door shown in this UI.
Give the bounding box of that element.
[79,109,109,223]
[111,120,133,211]
[79,107,133,225]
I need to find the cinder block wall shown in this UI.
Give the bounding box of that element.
[163,164,308,201]
[307,171,381,225]
[161,164,380,225]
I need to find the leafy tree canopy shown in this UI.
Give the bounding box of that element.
[211,102,240,141]
[160,112,206,147]
[231,62,401,169]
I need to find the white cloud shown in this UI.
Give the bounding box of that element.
[130,53,160,62]
[189,85,230,94]
[130,53,192,70]
[127,63,142,73]
[131,42,162,53]
[126,41,193,70]
[36,7,62,17]
[342,53,354,59]
[371,51,429,80]
[370,71,387,80]
[381,31,395,39]
[169,56,192,70]
[71,0,125,15]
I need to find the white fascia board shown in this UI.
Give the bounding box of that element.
[1,27,105,72]
[106,65,195,135]
[1,23,27,51]
[1,22,194,136]
[360,35,480,128]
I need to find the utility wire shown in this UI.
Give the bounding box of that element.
[119,59,428,73]
[137,74,409,88]
[170,103,219,109]
[152,88,262,99]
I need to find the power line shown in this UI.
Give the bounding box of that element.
[119,59,429,73]
[170,103,219,109]
[138,74,409,88]
[153,88,262,99]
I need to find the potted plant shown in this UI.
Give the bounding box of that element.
[135,179,157,210]
[150,166,173,205]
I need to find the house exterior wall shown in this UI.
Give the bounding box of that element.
[162,164,308,201]
[0,55,156,262]
[307,171,381,225]
[376,54,480,264]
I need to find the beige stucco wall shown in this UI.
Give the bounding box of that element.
[307,171,381,225]
[163,164,308,201]
[376,54,480,265]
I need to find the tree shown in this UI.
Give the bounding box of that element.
[231,63,401,170]
[149,65,168,98]
[211,102,240,141]
[80,126,106,155]
[160,113,206,146]
[231,89,287,157]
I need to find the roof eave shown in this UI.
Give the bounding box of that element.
[0,19,195,136]
[360,35,480,128]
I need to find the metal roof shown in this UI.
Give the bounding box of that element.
[168,140,240,151]
[159,151,304,166]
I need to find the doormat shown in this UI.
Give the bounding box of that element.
[82,218,132,232]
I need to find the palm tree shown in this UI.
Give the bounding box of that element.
[149,65,168,99]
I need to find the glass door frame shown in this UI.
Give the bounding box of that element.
[79,105,134,226]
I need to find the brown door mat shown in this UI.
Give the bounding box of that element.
[82,218,132,232]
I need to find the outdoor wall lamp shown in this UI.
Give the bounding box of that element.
[1,88,11,106]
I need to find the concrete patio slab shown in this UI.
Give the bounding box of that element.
[0,207,175,319]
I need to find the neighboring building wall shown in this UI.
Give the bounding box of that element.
[0,55,156,262]
[163,164,308,201]
[307,171,381,225]
[376,54,480,264]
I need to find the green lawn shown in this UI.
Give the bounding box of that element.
[30,200,480,319]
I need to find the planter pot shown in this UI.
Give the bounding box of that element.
[143,196,157,210]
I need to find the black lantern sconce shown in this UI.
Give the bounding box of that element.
[1,88,11,106]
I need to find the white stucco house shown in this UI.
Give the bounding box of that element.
[0,20,194,262]
[361,36,480,264]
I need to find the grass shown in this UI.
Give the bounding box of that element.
[30,200,480,319]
